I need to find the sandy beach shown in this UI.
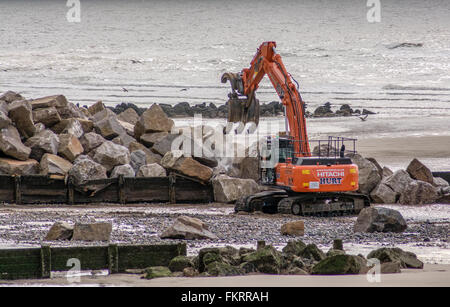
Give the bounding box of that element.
[1,264,448,287]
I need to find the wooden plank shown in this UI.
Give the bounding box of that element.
[123,177,170,203]
[0,176,14,202]
[50,246,109,271]
[20,176,67,204]
[0,248,42,280]
[73,184,120,204]
[40,245,51,278]
[175,177,214,203]
[14,176,21,205]
[117,243,186,272]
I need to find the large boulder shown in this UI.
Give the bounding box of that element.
[137,163,166,177]
[24,129,59,160]
[367,247,423,269]
[76,118,94,134]
[140,132,169,147]
[0,91,24,104]
[241,245,283,274]
[370,182,397,204]
[7,99,36,138]
[79,132,105,153]
[160,216,218,240]
[151,133,181,156]
[298,244,326,261]
[311,255,362,275]
[92,141,130,172]
[0,157,39,175]
[68,158,108,186]
[56,102,87,120]
[51,118,84,138]
[94,115,126,140]
[30,95,68,110]
[129,150,147,174]
[399,180,439,205]
[406,158,433,184]
[128,141,162,164]
[87,100,105,115]
[72,222,112,241]
[40,154,73,176]
[348,154,381,195]
[58,134,84,162]
[353,207,407,233]
[44,222,74,241]
[383,170,414,195]
[32,107,61,127]
[0,125,31,160]
[134,103,174,140]
[117,108,139,125]
[161,150,213,182]
[211,174,259,203]
[0,103,12,129]
[168,256,194,272]
[282,240,307,256]
[110,164,135,178]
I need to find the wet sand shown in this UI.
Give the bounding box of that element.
[1,264,449,287]
[357,135,450,171]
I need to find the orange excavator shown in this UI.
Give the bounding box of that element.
[222,42,369,216]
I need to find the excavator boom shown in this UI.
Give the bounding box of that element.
[222,42,310,156]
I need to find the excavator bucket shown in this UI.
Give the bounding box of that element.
[222,72,260,126]
[226,96,260,126]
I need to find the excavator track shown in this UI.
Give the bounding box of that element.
[235,191,370,216]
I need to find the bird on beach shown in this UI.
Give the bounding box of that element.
[122,87,128,92]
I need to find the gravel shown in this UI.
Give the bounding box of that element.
[0,203,448,263]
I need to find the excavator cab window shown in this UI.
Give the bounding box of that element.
[278,138,294,163]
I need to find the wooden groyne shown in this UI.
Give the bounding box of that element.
[0,173,213,205]
[0,243,186,280]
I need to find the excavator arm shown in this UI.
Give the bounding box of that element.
[222,41,311,156]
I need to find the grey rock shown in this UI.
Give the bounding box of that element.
[406,158,433,184]
[24,129,60,160]
[348,153,381,195]
[58,134,84,162]
[367,247,423,269]
[44,222,74,241]
[110,164,135,178]
[72,222,112,241]
[79,132,105,153]
[32,107,61,127]
[399,180,439,205]
[134,103,174,140]
[370,182,397,204]
[160,215,218,240]
[354,207,407,233]
[137,163,166,177]
[30,95,68,109]
[0,157,39,175]
[68,158,108,186]
[0,91,24,103]
[0,125,31,160]
[40,153,73,176]
[92,141,130,172]
[212,174,259,203]
[8,99,36,138]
